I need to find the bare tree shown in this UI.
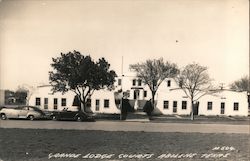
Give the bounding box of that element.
[230,76,249,92]
[175,63,212,120]
[130,58,179,116]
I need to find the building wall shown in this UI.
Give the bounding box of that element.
[29,85,120,113]
[115,76,152,101]
[28,77,248,116]
[156,83,248,116]
[157,89,191,115]
[29,86,78,111]
[199,91,248,116]
[90,90,120,114]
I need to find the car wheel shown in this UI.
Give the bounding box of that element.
[28,115,35,121]
[52,115,57,121]
[1,114,7,120]
[76,116,82,122]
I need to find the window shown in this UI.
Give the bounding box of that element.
[104,99,109,108]
[182,101,187,109]
[167,80,171,87]
[144,91,147,98]
[61,98,66,106]
[29,107,35,111]
[35,97,41,106]
[127,90,130,97]
[72,96,79,106]
[163,101,169,109]
[118,79,122,86]
[53,98,58,110]
[138,79,142,86]
[44,98,48,109]
[173,101,177,113]
[132,79,136,86]
[87,99,91,107]
[173,101,177,107]
[123,90,130,98]
[96,99,100,111]
[207,102,212,110]
[234,102,239,111]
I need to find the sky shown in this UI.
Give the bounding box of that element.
[0,0,249,90]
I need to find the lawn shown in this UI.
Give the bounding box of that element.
[0,128,249,161]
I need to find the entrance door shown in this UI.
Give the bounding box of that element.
[173,101,177,113]
[193,102,199,115]
[95,99,100,111]
[133,90,139,100]
[221,102,225,114]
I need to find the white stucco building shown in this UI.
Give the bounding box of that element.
[29,85,78,111]
[198,90,248,116]
[155,80,248,116]
[29,77,249,117]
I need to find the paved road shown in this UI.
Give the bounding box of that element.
[0,120,249,134]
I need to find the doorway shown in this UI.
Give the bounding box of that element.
[193,102,199,115]
[221,102,225,114]
[133,90,139,100]
[173,101,177,113]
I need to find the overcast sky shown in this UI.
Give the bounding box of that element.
[0,0,249,90]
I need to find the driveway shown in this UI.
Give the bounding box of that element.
[0,120,249,134]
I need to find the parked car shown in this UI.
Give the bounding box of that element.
[51,108,95,122]
[0,106,4,111]
[0,106,46,120]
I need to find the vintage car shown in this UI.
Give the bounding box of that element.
[51,108,95,122]
[0,106,46,120]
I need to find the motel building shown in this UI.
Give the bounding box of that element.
[29,76,249,117]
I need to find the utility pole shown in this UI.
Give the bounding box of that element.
[249,2,250,112]
[120,56,124,120]
[248,2,250,113]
